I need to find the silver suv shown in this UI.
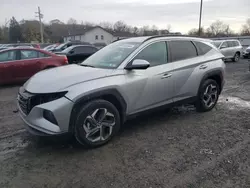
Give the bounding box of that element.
[17,36,225,148]
[212,40,243,62]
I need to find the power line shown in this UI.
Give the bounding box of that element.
[35,6,44,43]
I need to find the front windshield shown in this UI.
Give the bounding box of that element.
[81,41,141,69]
[212,41,222,48]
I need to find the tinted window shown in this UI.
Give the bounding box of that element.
[39,52,50,57]
[20,50,38,60]
[82,47,98,53]
[135,42,167,67]
[74,47,85,54]
[194,41,212,55]
[0,50,16,62]
[169,41,197,62]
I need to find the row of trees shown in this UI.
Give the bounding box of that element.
[0,17,250,43]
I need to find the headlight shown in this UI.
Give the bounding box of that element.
[30,91,68,107]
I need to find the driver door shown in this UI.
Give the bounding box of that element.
[125,41,175,114]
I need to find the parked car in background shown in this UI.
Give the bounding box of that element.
[243,46,250,59]
[17,36,225,148]
[50,41,91,52]
[93,42,107,50]
[43,44,58,51]
[55,45,98,64]
[0,48,68,85]
[212,40,243,62]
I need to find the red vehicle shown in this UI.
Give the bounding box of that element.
[0,48,68,84]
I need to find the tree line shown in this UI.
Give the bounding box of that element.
[0,17,249,43]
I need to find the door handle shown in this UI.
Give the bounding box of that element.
[162,73,172,79]
[199,64,208,69]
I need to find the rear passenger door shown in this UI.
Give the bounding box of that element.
[227,41,236,58]
[169,40,211,102]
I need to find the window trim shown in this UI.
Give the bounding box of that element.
[168,40,198,63]
[126,41,170,68]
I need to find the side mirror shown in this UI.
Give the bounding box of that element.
[69,50,74,54]
[125,59,150,70]
[220,45,226,49]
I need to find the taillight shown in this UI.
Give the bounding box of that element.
[64,56,68,64]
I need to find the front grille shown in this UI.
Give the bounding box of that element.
[18,89,34,115]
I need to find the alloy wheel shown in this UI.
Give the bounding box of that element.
[202,84,218,108]
[83,108,115,143]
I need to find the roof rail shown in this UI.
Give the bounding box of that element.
[143,34,204,42]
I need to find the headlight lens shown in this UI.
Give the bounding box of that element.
[31,91,68,107]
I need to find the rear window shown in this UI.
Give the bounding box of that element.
[194,41,212,55]
[169,40,197,62]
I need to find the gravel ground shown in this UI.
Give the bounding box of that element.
[0,59,250,188]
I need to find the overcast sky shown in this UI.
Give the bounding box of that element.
[0,0,249,33]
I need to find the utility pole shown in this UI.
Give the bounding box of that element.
[35,6,44,43]
[198,0,203,36]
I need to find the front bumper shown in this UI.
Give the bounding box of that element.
[17,96,74,136]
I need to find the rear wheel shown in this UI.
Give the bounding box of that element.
[74,100,121,148]
[232,52,240,62]
[196,79,219,112]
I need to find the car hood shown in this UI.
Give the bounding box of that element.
[24,64,114,93]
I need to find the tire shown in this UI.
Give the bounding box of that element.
[232,52,240,62]
[196,79,219,112]
[74,99,121,148]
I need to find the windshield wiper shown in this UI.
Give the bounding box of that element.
[79,64,95,68]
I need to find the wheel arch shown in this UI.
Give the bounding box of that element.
[68,89,127,133]
[198,69,224,95]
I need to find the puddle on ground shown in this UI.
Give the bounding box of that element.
[219,96,250,109]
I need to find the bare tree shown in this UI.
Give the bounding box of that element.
[207,20,232,37]
[241,18,250,35]
[67,18,77,25]
[166,24,172,32]
[113,21,129,32]
[99,22,113,31]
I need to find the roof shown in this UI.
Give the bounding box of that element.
[65,26,112,37]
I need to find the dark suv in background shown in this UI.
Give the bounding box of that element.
[50,41,91,52]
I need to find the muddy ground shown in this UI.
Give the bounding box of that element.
[0,59,250,188]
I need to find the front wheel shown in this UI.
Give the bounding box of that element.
[74,100,121,148]
[196,79,219,112]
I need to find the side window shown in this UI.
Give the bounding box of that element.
[20,50,38,60]
[227,41,234,47]
[233,41,239,46]
[0,50,16,62]
[82,47,98,53]
[194,41,212,55]
[39,52,50,57]
[221,42,228,48]
[134,41,167,67]
[74,47,84,54]
[169,41,197,62]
